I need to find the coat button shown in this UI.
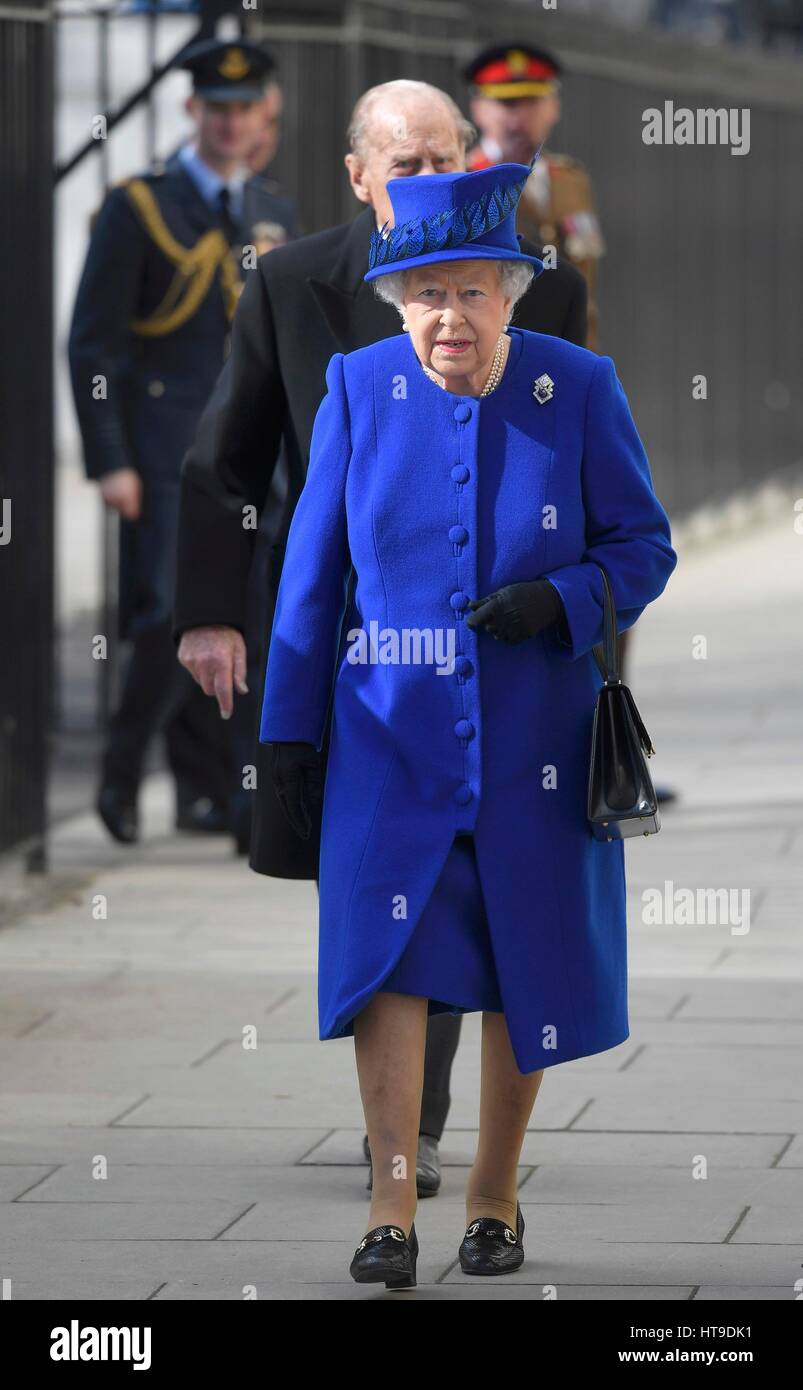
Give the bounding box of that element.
[451,464,470,483]
[453,403,472,423]
[147,379,165,397]
[448,525,468,545]
[449,591,469,612]
[454,783,473,805]
[454,655,473,679]
[454,719,475,740]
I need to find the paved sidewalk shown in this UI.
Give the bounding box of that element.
[2,511,803,1300]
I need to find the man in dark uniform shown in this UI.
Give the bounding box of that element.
[464,43,605,352]
[69,37,296,846]
[172,79,587,1194]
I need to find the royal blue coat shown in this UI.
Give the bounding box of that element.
[259,326,677,1073]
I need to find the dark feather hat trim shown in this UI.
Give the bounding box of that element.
[367,152,540,275]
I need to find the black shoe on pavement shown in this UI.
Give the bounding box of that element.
[349,1222,418,1289]
[97,785,139,845]
[364,1132,442,1197]
[458,1201,525,1276]
[415,1134,441,1196]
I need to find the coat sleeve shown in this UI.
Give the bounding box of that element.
[173,261,286,638]
[258,352,352,750]
[68,186,147,480]
[543,355,677,660]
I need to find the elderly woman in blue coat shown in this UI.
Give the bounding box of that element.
[259,159,677,1287]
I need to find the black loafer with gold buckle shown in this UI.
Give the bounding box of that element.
[458,1201,525,1275]
[349,1222,418,1289]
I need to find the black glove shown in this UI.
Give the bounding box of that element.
[466,579,566,645]
[268,741,324,840]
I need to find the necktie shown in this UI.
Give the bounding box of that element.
[217,186,241,248]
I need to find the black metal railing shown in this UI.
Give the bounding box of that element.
[0,0,55,867]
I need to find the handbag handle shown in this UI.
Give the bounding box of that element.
[590,564,656,755]
[591,562,620,684]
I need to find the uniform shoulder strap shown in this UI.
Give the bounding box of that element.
[124,177,199,269]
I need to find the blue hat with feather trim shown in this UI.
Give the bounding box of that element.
[364,155,544,282]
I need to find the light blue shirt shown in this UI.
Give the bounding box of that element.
[177,142,245,223]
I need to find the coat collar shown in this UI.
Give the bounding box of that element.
[307,206,401,354]
[327,204,378,295]
[242,179,274,237]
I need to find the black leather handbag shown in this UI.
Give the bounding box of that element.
[588,563,660,841]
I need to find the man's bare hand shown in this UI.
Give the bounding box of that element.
[177,625,248,719]
[99,468,143,520]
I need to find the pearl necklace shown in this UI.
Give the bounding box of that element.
[422,333,508,397]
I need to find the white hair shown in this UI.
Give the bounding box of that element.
[347,80,476,159]
[372,260,535,321]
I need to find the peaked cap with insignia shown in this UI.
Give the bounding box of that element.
[179,37,275,102]
[463,43,562,100]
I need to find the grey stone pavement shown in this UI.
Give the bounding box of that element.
[2,506,803,1302]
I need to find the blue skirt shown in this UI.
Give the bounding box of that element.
[378,832,505,1018]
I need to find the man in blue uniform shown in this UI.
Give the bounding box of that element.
[69,37,297,846]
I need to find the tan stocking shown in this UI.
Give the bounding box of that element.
[465,1011,545,1231]
[353,990,429,1237]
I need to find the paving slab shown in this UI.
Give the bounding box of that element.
[0,1125,330,1166]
